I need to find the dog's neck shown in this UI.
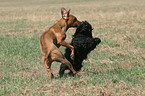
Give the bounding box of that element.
[57,18,68,32]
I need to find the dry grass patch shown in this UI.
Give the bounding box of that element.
[0,0,145,95]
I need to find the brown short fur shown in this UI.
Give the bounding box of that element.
[39,8,80,79]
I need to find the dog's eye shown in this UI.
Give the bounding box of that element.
[74,18,77,22]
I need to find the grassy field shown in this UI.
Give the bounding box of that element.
[0,0,145,95]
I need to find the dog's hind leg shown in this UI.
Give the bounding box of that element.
[40,40,54,79]
[59,63,68,77]
[42,56,54,79]
[51,48,77,76]
[58,58,77,75]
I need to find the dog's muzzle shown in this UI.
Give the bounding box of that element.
[94,38,101,45]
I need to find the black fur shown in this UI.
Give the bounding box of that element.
[59,21,101,77]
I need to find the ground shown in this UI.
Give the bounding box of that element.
[0,0,145,95]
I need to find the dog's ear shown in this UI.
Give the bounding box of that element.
[61,7,70,19]
[68,9,70,15]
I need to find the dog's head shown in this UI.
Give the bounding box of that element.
[61,7,80,28]
[74,21,93,37]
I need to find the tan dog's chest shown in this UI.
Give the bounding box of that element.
[50,25,66,46]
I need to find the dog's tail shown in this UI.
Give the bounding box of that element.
[94,37,101,45]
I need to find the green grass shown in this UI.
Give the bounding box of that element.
[0,0,145,95]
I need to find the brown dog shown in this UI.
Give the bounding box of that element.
[39,8,80,79]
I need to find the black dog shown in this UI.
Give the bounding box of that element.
[59,21,101,77]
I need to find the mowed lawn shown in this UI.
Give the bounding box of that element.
[0,0,145,95]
